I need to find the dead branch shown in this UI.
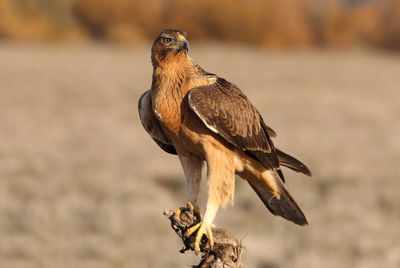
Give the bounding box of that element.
[164,204,244,268]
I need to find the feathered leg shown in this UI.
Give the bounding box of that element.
[186,141,235,253]
[174,151,203,221]
[178,153,203,205]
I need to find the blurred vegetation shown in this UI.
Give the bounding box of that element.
[0,0,399,50]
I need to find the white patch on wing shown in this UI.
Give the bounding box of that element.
[188,83,219,134]
[199,117,219,133]
[153,107,163,120]
[189,104,219,133]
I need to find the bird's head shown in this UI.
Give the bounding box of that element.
[151,29,189,67]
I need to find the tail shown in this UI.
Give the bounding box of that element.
[276,149,312,177]
[247,170,308,226]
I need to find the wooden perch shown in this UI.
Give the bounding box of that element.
[164,204,244,268]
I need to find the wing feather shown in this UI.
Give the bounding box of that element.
[188,78,279,170]
[276,149,312,176]
[138,90,177,155]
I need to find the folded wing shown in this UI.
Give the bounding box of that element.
[138,90,177,155]
[188,77,279,170]
[188,78,311,225]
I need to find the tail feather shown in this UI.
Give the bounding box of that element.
[247,170,308,226]
[276,149,312,176]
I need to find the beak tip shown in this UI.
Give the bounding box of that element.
[182,41,189,51]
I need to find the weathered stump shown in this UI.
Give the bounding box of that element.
[164,204,244,268]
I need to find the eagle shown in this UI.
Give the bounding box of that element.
[138,29,312,253]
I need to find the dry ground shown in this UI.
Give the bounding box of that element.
[0,43,399,268]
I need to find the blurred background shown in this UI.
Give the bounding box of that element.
[0,0,399,267]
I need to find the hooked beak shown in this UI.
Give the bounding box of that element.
[177,34,189,51]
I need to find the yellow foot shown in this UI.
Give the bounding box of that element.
[185,221,215,253]
[174,202,202,222]
[187,202,202,220]
[173,206,186,222]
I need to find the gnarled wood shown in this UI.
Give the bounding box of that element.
[164,204,244,268]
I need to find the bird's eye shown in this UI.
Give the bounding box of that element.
[161,37,172,44]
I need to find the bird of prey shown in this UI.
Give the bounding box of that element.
[139,29,312,253]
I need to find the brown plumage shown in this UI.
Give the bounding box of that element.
[138,29,312,253]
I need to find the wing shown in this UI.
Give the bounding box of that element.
[138,90,177,155]
[188,77,279,170]
[276,149,312,176]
